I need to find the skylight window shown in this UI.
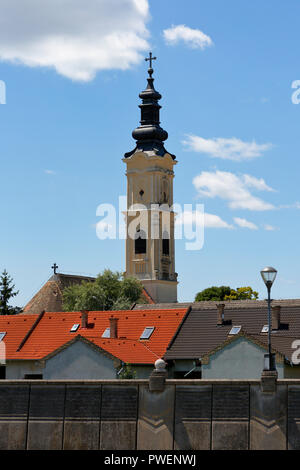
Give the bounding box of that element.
[0,332,6,341]
[140,327,155,340]
[261,325,269,333]
[70,324,80,332]
[102,327,110,338]
[229,326,241,335]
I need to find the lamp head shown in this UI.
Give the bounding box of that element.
[260,266,277,288]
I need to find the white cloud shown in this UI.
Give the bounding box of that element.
[263,224,277,231]
[242,174,274,192]
[182,135,272,161]
[176,210,233,229]
[163,25,213,50]
[234,217,258,230]
[44,169,56,175]
[193,170,275,211]
[279,202,300,209]
[0,0,150,81]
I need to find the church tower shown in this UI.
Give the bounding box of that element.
[123,53,178,303]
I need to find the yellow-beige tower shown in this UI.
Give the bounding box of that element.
[123,54,178,303]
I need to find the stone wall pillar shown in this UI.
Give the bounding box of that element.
[250,371,287,449]
[137,360,175,450]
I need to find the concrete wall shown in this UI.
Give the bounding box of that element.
[1,377,300,450]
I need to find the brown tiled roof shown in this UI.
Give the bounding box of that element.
[23,274,95,315]
[164,302,300,362]
[23,274,156,315]
[135,299,300,310]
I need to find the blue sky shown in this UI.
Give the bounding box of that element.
[1,0,300,306]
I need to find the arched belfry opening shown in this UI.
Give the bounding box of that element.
[162,231,170,256]
[135,229,147,255]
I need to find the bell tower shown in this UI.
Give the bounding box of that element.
[123,53,178,303]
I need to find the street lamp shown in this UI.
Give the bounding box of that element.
[260,266,277,371]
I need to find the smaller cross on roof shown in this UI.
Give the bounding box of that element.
[51,263,58,275]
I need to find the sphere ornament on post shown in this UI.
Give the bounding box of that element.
[149,358,167,392]
[154,358,167,371]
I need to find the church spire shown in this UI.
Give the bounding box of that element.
[124,53,175,159]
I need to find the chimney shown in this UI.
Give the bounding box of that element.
[109,317,118,339]
[217,304,225,325]
[272,305,281,330]
[81,310,88,329]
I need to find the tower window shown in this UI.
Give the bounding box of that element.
[135,229,147,254]
[162,231,170,256]
[162,239,169,256]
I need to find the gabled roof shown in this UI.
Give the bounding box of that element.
[23,273,156,315]
[23,273,95,315]
[200,331,286,365]
[9,308,188,364]
[43,334,159,365]
[164,302,300,363]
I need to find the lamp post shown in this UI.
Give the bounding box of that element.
[260,266,277,371]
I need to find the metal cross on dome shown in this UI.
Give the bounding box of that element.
[51,263,58,275]
[145,52,157,76]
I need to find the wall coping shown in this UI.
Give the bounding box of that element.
[1,378,300,386]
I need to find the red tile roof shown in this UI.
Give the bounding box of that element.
[6,308,187,364]
[141,288,155,304]
[0,314,39,359]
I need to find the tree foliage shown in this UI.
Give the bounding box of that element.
[0,270,20,315]
[195,285,259,302]
[62,269,143,311]
[224,286,259,301]
[195,286,231,302]
[118,363,136,379]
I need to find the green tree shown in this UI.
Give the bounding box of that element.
[195,286,231,302]
[224,286,259,301]
[62,269,143,311]
[118,363,136,379]
[195,285,259,302]
[0,270,19,315]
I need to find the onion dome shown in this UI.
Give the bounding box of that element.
[124,53,175,159]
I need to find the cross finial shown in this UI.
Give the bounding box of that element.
[145,52,157,77]
[51,263,58,275]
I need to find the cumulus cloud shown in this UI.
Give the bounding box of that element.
[234,217,258,230]
[0,0,150,81]
[263,224,277,231]
[176,210,233,229]
[182,135,272,161]
[193,171,275,211]
[163,25,213,50]
[279,202,300,209]
[44,169,56,175]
